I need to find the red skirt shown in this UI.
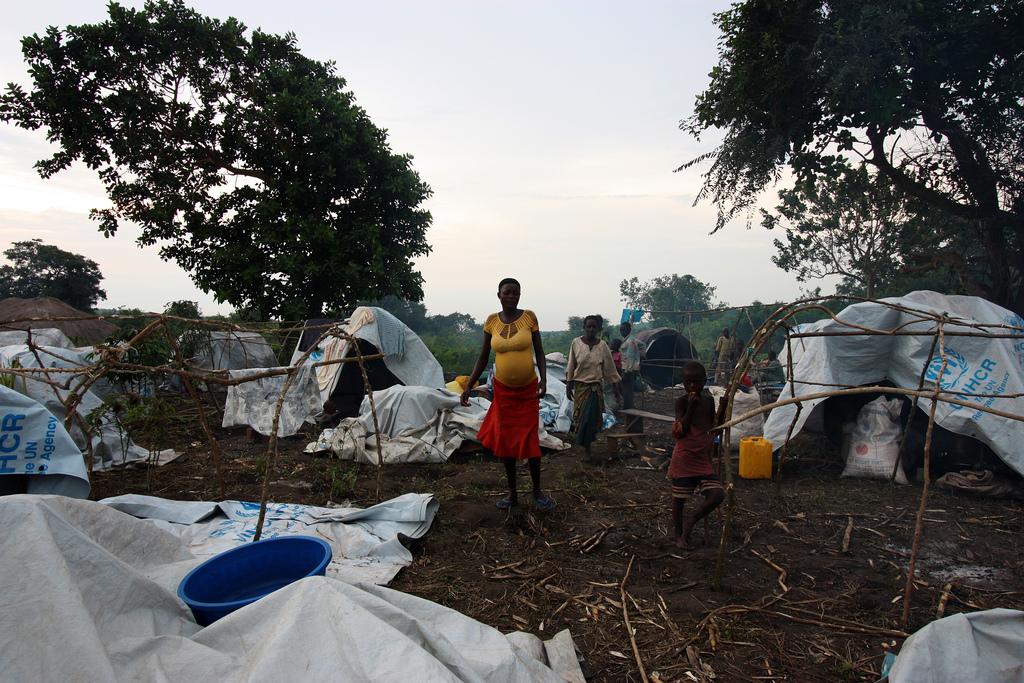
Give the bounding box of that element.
[479,377,541,459]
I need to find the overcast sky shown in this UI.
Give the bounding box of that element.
[0,1,812,328]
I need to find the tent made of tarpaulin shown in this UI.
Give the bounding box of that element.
[191,330,278,371]
[633,327,698,389]
[0,327,74,349]
[763,291,1024,477]
[0,296,117,343]
[291,308,444,417]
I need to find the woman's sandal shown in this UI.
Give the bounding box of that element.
[496,496,516,510]
[533,494,556,512]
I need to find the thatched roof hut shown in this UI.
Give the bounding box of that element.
[0,297,118,344]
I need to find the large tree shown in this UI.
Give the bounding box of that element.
[1,1,432,320]
[762,162,930,298]
[0,239,106,310]
[619,274,717,326]
[683,0,1024,312]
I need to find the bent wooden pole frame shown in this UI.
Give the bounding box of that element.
[253,323,341,541]
[351,339,386,502]
[902,324,946,627]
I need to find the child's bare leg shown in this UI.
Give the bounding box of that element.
[672,497,687,546]
[681,489,725,546]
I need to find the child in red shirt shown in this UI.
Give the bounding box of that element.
[670,361,724,550]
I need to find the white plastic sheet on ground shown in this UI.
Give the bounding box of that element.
[763,292,1024,476]
[307,385,568,464]
[101,491,438,585]
[0,344,151,469]
[1,494,583,682]
[221,363,321,437]
[0,384,89,497]
[888,609,1024,683]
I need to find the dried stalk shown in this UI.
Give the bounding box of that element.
[936,583,952,619]
[620,555,649,683]
[841,516,854,554]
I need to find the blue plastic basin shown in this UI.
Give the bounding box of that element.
[177,535,333,625]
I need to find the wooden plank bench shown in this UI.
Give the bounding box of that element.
[604,432,645,455]
[617,408,675,423]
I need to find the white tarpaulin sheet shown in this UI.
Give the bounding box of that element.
[763,292,1024,475]
[889,609,1024,683]
[0,384,89,497]
[0,327,73,349]
[221,363,321,437]
[1,494,583,682]
[192,330,278,371]
[101,491,438,585]
[0,344,151,469]
[307,385,568,464]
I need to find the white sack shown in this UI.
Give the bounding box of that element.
[707,385,763,449]
[841,396,908,483]
[764,291,1024,476]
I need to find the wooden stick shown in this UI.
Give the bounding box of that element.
[841,516,854,554]
[750,548,789,593]
[620,555,650,683]
[936,583,952,620]
[902,322,946,627]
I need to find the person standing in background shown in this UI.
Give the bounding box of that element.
[619,321,645,436]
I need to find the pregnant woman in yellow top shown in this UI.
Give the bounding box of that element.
[461,278,553,510]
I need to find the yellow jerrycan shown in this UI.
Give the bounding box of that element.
[739,436,773,479]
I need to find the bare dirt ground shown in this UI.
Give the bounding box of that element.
[92,389,1024,682]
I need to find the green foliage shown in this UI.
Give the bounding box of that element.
[0,239,106,310]
[1,0,432,319]
[763,163,928,298]
[686,0,1024,313]
[618,274,717,327]
[328,462,359,501]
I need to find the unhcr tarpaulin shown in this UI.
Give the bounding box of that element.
[1,494,584,682]
[763,292,1024,475]
[0,384,89,498]
[101,491,438,585]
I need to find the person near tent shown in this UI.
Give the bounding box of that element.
[670,361,725,550]
[565,315,622,459]
[618,321,646,435]
[755,349,785,384]
[712,328,731,385]
[461,278,553,511]
[609,338,623,374]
